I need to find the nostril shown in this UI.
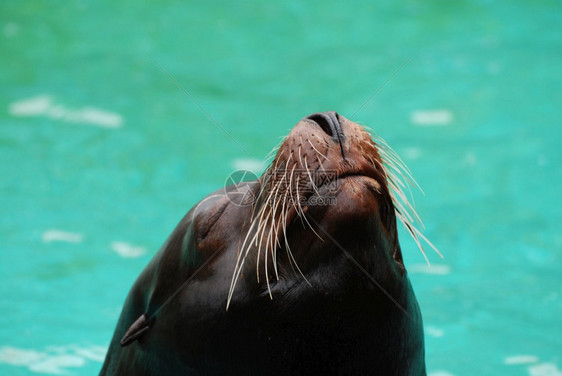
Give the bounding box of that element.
[305,111,346,159]
[307,113,333,136]
[305,111,341,137]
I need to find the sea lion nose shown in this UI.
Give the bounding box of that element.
[305,111,346,158]
[305,111,344,138]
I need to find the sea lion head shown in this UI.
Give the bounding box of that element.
[227,111,437,306]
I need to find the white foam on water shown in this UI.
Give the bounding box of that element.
[8,95,123,128]
[110,241,146,258]
[408,264,451,275]
[410,110,453,126]
[9,95,52,116]
[429,371,455,376]
[504,355,539,365]
[231,158,265,174]
[0,347,44,366]
[3,22,20,38]
[28,355,85,374]
[42,229,84,244]
[537,154,548,167]
[402,147,423,160]
[425,326,445,338]
[0,345,105,374]
[70,346,106,362]
[528,363,562,376]
[463,151,478,166]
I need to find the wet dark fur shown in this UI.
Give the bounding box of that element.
[100,113,427,375]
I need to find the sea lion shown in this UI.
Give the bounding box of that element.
[100,111,437,375]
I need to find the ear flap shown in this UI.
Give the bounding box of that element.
[120,314,153,347]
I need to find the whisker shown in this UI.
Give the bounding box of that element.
[298,138,305,168]
[304,155,321,197]
[294,172,324,241]
[376,139,421,193]
[307,138,329,160]
[227,217,260,309]
[267,188,283,281]
[368,133,441,261]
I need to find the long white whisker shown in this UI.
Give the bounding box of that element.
[280,193,312,286]
[254,182,282,281]
[368,134,441,262]
[304,155,321,197]
[227,217,260,309]
[307,138,329,160]
[294,172,324,241]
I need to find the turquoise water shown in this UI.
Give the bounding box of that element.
[1,1,561,374]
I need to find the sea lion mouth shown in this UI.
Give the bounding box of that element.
[314,167,382,191]
[226,112,440,307]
